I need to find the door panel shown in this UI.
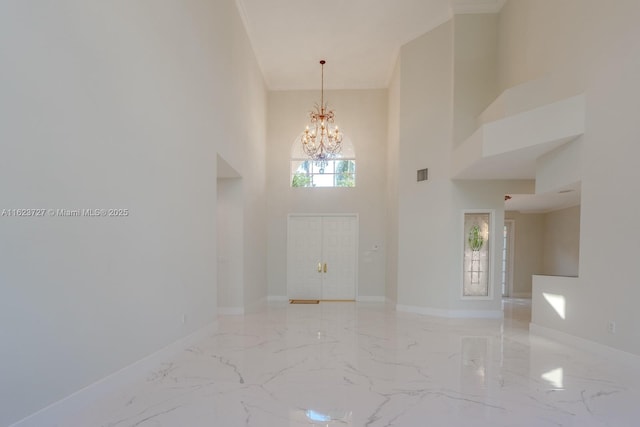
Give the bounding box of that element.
[322,216,357,300]
[287,216,322,299]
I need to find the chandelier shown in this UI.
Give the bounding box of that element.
[301,60,343,162]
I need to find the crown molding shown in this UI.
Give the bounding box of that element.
[453,0,506,14]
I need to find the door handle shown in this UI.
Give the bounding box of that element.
[323,263,327,273]
[318,262,322,273]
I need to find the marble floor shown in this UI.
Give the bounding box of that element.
[61,299,640,426]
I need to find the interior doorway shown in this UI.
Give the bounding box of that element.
[216,155,244,314]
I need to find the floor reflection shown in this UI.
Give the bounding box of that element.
[60,299,640,427]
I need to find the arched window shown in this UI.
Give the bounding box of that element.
[290,136,356,188]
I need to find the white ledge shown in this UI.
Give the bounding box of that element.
[452,94,585,180]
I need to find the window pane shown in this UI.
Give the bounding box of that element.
[291,160,305,174]
[336,173,355,187]
[291,172,312,187]
[312,174,334,187]
[311,161,334,174]
[300,160,312,173]
[463,213,490,297]
[290,159,356,188]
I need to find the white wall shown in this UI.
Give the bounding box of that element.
[395,21,455,311]
[385,59,401,303]
[535,140,582,195]
[448,14,506,312]
[228,13,268,312]
[0,0,266,425]
[453,14,499,147]
[531,275,580,334]
[266,90,388,299]
[542,205,580,277]
[394,17,525,316]
[499,0,640,355]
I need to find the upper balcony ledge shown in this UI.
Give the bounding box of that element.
[451,94,585,180]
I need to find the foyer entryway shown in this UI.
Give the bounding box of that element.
[287,215,357,300]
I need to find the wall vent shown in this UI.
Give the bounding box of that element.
[417,168,428,182]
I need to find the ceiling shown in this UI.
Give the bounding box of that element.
[235,1,577,214]
[234,0,506,90]
[505,182,582,214]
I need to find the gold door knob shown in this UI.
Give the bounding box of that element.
[323,263,327,273]
[318,262,322,273]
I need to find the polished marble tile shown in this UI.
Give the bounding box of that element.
[61,300,640,426]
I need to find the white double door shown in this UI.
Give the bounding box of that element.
[287,215,358,300]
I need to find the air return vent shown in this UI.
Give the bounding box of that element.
[417,168,428,182]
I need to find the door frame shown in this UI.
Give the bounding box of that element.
[287,213,359,300]
[503,219,515,298]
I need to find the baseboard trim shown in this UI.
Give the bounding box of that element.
[10,321,218,427]
[244,296,267,314]
[396,304,503,319]
[530,323,640,367]
[510,292,532,298]
[267,295,288,302]
[356,296,386,302]
[268,296,387,303]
